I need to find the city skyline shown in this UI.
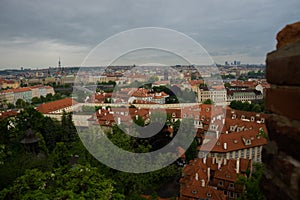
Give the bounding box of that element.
[0,0,299,68]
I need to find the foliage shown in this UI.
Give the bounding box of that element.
[0,165,124,199]
[236,163,264,200]
[0,106,182,198]
[15,98,29,108]
[229,100,265,113]
[203,99,213,104]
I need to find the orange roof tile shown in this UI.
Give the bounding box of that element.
[37,98,78,114]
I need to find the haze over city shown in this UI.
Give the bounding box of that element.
[0,0,299,69]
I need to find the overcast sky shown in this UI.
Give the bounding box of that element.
[0,0,299,69]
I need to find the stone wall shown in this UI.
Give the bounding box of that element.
[262,22,300,200]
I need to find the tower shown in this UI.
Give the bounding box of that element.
[58,57,61,69]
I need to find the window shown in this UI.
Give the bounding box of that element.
[218,181,223,186]
[241,149,244,157]
[229,183,234,188]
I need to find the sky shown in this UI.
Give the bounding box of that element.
[0,0,299,69]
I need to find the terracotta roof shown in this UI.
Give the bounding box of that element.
[0,110,18,119]
[37,98,78,114]
[198,128,267,152]
[13,87,31,93]
[179,157,250,199]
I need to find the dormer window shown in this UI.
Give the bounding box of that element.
[232,114,236,119]
[207,193,212,197]
[261,118,265,123]
[241,115,245,120]
[218,181,224,186]
[242,137,251,145]
[251,116,255,121]
[230,125,237,132]
[192,190,197,194]
[172,113,176,117]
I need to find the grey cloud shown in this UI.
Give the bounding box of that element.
[0,0,299,68]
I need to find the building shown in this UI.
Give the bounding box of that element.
[0,85,55,105]
[113,88,169,104]
[0,89,14,104]
[37,98,78,114]
[0,79,20,89]
[197,86,227,105]
[179,157,251,200]
[226,87,263,102]
[197,109,268,163]
[13,87,32,103]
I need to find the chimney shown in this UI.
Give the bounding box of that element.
[222,118,225,125]
[224,159,227,165]
[212,157,215,164]
[236,158,240,174]
[216,131,219,139]
[201,179,205,187]
[223,142,227,150]
[207,167,211,183]
[203,156,207,164]
[117,117,121,125]
[195,173,199,181]
[218,162,221,169]
[98,109,101,114]
[135,115,138,120]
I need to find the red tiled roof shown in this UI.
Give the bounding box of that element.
[37,98,78,114]
[0,110,18,119]
[198,128,267,152]
[13,87,31,93]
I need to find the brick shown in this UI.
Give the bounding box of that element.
[266,41,300,86]
[266,87,300,121]
[266,114,300,160]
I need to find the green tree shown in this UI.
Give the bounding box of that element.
[31,97,41,105]
[0,165,124,199]
[237,163,264,200]
[185,139,198,162]
[203,99,213,104]
[51,142,69,168]
[15,98,28,108]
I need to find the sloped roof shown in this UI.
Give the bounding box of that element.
[37,98,78,114]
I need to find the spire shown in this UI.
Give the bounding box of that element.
[58,57,61,69]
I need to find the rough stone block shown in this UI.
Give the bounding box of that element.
[266,114,300,160]
[277,21,300,49]
[266,87,300,121]
[266,41,300,86]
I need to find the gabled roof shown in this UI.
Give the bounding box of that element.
[198,128,267,152]
[37,98,78,114]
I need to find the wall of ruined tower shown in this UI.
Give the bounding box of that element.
[262,22,300,200]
